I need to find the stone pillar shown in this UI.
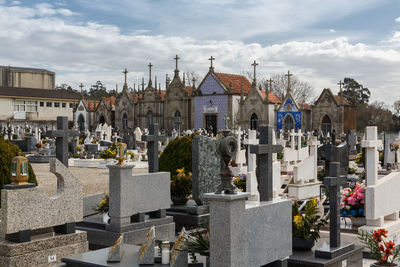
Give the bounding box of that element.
[204,192,249,267]
[107,164,134,230]
[309,136,320,182]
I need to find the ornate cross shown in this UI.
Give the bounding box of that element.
[285,70,293,91]
[148,63,153,81]
[174,55,180,70]
[123,68,128,84]
[141,123,166,173]
[323,162,348,248]
[208,56,215,68]
[251,60,258,82]
[250,125,283,201]
[79,83,84,93]
[47,117,79,167]
[223,114,230,129]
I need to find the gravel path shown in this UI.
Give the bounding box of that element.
[31,163,148,197]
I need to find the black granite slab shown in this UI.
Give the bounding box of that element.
[315,243,355,259]
[4,183,36,190]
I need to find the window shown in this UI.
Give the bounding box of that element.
[54,102,60,107]
[62,103,66,108]
[40,102,44,107]
[69,103,73,108]
[122,113,128,130]
[250,113,258,130]
[14,100,37,112]
[46,102,52,107]
[174,110,181,130]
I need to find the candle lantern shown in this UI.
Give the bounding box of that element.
[116,142,127,165]
[10,156,29,185]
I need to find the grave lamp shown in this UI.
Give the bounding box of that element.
[10,155,29,185]
[116,142,127,165]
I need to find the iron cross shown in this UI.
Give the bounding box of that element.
[250,125,283,201]
[251,60,258,82]
[174,55,180,70]
[285,70,293,91]
[141,123,166,173]
[324,162,348,248]
[47,116,79,167]
[123,68,128,85]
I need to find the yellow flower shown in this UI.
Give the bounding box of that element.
[177,168,185,174]
[312,198,318,206]
[293,215,303,228]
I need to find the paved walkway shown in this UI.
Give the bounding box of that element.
[31,163,148,196]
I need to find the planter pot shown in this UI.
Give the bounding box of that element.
[171,196,189,205]
[371,263,398,267]
[350,216,366,226]
[292,237,315,251]
[103,212,110,224]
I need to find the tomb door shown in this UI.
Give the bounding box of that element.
[78,114,85,132]
[99,115,106,125]
[283,114,294,131]
[173,110,181,130]
[250,113,258,130]
[147,110,153,129]
[321,115,331,135]
[205,114,217,135]
[122,113,128,130]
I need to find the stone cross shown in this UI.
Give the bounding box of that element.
[324,162,347,248]
[47,116,79,167]
[208,56,215,68]
[79,83,84,93]
[285,70,293,92]
[123,68,128,85]
[361,126,382,186]
[295,129,302,150]
[289,129,296,149]
[142,123,166,173]
[251,60,258,82]
[243,129,258,172]
[267,78,273,92]
[103,132,107,141]
[148,63,153,82]
[250,125,283,201]
[223,114,229,129]
[174,55,180,70]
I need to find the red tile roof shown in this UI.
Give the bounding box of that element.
[334,95,352,106]
[184,86,193,96]
[259,91,283,103]
[104,96,116,107]
[84,100,99,112]
[215,73,252,94]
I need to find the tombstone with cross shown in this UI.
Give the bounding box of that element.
[142,123,166,173]
[47,116,79,167]
[250,125,283,201]
[315,162,355,259]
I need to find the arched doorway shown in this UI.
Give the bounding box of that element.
[78,114,85,132]
[250,113,258,130]
[321,115,331,135]
[122,113,128,130]
[174,110,181,130]
[99,115,106,125]
[283,114,294,131]
[147,111,153,128]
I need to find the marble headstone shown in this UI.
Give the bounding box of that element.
[192,135,221,205]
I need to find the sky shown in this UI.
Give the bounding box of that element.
[1,0,400,105]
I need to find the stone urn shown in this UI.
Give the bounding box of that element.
[292,237,315,251]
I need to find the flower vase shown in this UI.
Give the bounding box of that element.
[292,237,315,251]
[103,212,110,224]
[171,196,189,206]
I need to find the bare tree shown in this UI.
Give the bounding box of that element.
[184,71,200,87]
[393,100,400,117]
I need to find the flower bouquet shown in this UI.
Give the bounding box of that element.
[233,173,246,191]
[359,228,400,266]
[341,181,365,217]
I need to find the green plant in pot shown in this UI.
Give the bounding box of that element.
[359,228,400,267]
[180,228,210,266]
[171,168,192,205]
[292,198,327,250]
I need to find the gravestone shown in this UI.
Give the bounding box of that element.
[346,130,357,155]
[325,143,349,177]
[192,135,221,205]
[243,130,259,201]
[47,116,79,167]
[383,132,398,167]
[250,125,283,201]
[142,123,166,173]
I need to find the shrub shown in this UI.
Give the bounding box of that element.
[159,134,195,176]
[0,137,37,206]
[170,168,192,198]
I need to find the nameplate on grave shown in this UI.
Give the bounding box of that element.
[170,227,188,267]
[107,235,124,262]
[138,226,155,265]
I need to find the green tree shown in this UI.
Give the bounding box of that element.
[89,81,108,98]
[342,78,370,105]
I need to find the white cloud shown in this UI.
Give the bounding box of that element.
[11,1,20,5]
[395,17,400,22]
[329,29,336,33]
[0,2,399,105]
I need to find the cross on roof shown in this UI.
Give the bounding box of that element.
[337,80,344,90]
[208,56,215,69]
[141,123,166,173]
[251,60,258,82]
[223,114,230,129]
[79,83,84,93]
[192,77,196,87]
[123,68,128,85]
[322,162,348,248]
[249,125,283,201]
[174,55,180,70]
[141,77,146,90]
[285,70,293,92]
[47,116,79,167]
[267,78,273,92]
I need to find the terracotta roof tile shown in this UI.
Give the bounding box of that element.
[0,86,81,100]
[104,96,116,107]
[334,95,352,105]
[84,100,99,111]
[215,73,252,94]
[184,86,193,96]
[260,91,283,103]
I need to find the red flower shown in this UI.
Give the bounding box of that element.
[385,248,393,255]
[378,244,385,252]
[387,240,395,250]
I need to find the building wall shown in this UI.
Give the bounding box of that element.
[198,74,225,94]
[0,68,55,89]
[193,95,228,130]
[343,105,357,132]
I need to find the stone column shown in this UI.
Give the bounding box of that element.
[107,164,134,231]
[204,192,249,267]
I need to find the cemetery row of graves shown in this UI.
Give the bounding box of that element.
[0,116,400,266]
